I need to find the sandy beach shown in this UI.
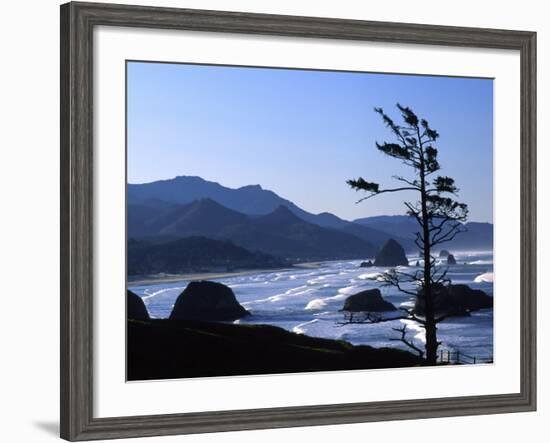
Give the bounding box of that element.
[128,261,323,286]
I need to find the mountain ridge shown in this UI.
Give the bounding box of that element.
[128,176,492,253]
[128,175,411,247]
[129,198,378,261]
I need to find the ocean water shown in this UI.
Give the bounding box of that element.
[129,251,494,362]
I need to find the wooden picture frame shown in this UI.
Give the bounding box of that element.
[60,1,536,440]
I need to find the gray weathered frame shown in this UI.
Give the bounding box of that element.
[60,1,537,441]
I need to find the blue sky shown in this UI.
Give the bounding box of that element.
[127,61,493,222]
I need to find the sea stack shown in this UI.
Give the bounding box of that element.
[128,290,150,320]
[169,280,250,321]
[447,254,457,265]
[439,249,450,257]
[374,239,409,267]
[342,289,396,312]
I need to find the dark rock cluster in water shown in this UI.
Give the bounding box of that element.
[414,283,493,317]
[169,280,250,321]
[127,290,150,320]
[359,260,374,268]
[130,280,250,322]
[342,288,396,312]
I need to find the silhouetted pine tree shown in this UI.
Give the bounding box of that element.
[347,104,468,365]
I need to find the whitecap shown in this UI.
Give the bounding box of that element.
[305,299,327,310]
[307,276,326,285]
[474,272,494,283]
[358,272,383,280]
[469,260,493,265]
[293,319,319,334]
[141,286,185,301]
[338,285,358,295]
[268,286,315,302]
[240,285,314,305]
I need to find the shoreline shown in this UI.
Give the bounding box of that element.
[127,250,493,287]
[128,261,326,286]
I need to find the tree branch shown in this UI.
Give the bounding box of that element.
[398,307,427,325]
[354,186,420,204]
[390,324,424,357]
[375,271,419,297]
[431,223,466,246]
[337,311,408,325]
[392,175,421,189]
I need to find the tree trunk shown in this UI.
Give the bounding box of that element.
[424,320,438,365]
[422,231,438,365]
[421,224,439,364]
[419,142,439,366]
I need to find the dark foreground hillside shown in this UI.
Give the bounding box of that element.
[127,319,421,381]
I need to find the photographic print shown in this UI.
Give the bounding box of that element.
[126,61,494,381]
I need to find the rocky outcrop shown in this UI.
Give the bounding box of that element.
[128,290,150,320]
[360,260,374,268]
[414,283,493,317]
[374,239,409,267]
[169,280,249,321]
[439,249,450,257]
[342,289,396,312]
[447,254,457,265]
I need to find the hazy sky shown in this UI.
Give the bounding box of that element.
[127,61,493,222]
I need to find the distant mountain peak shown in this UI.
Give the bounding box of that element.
[238,184,263,191]
[184,198,246,219]
[259,205,301,223]
[174,175,206,182]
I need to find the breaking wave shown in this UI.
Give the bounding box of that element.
[474,272,494,283]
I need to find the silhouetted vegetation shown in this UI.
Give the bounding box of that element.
[347,104,469,365]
